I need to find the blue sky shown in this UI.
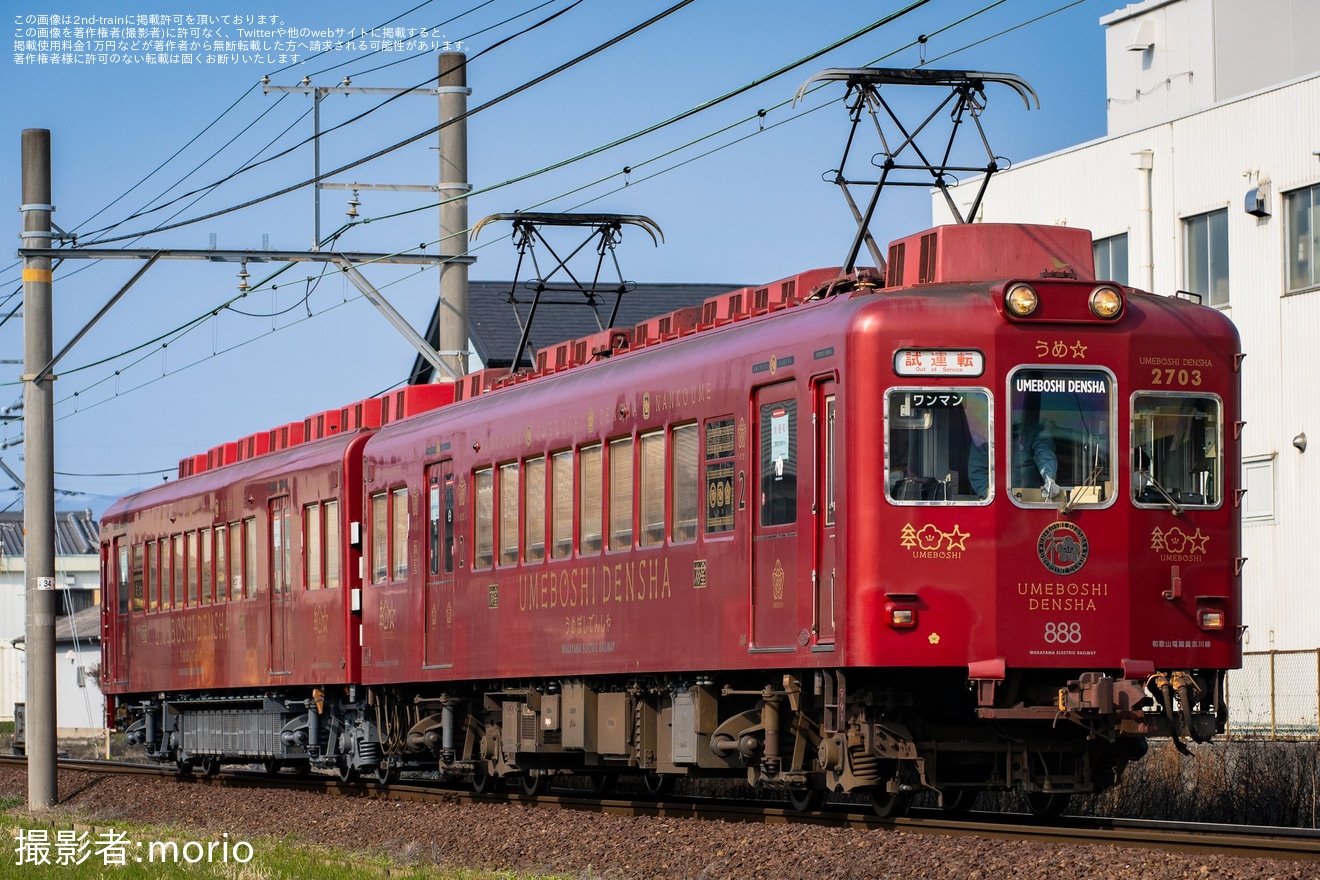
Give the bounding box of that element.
[1,0,1115,510]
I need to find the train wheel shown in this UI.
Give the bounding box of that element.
[336,759,358,783]
[589,773,618,796]
[787,787,827,813]
[940,789,978,815]
[518,773,549,797]
[869,788,911,819]
[176,759,193,776]
[201,757,221,777]
[291,761,311,778]
[261,760,283,776]
[1025,792,1071,819]
[471,768,500,795]
[641,772,673,798]
[374,762,398,786]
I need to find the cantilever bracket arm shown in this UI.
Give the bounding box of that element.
[470,212,664,246]
[794,67,1039,110]
[332,256,459,380]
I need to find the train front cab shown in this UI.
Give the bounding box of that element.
[846,224,1242,813]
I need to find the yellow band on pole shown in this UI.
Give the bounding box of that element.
[22,268,52,283]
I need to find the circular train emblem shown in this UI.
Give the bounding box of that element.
[1037,521,1089,575]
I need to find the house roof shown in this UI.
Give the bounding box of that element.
[409,279,744,382]
[0,510,100,557]
[54,605,101,643]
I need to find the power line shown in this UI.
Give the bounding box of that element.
[81,0,594,242]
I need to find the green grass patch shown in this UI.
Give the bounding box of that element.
[0,815,563,879]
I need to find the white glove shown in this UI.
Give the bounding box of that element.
[1042,475,1060,500]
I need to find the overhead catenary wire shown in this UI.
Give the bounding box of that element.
[24,0,1036,397]
[80,0,597,243]
[17,0,1088,488]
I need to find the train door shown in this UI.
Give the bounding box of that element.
[103,538,129,685]
[269,496,293,674]
[751,384,807,650]
[814,381,838,647]
[424,461,455,668]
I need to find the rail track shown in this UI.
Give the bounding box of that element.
[3,755,1317,863]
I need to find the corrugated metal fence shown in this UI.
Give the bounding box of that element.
[1228,650,1320,739]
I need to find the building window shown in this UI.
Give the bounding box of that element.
[1093,233,1128,286]
[1184,209,1229,306]
[1286,183,1320,293]
[1242,455,1275,523]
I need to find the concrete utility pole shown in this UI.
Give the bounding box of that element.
[21,128,57,810]
[437,51,471,379]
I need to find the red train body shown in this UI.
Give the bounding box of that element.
[101,222,1242,814]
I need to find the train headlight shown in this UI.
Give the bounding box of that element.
[1198,608,1225,630]
[1004,283,1039,317]
[1088,285,1124,320]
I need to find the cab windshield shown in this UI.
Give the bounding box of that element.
[1131,393,1222,508]
[1008,368,1114,507]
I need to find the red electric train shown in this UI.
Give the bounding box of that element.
[101,219,1242,816]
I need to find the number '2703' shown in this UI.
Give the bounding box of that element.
[1150,367,1201,386]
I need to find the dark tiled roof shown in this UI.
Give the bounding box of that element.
[410,279,744,382]
[54,605,101,643]
[0,510,100,556]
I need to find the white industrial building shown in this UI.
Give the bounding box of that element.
[0,510,104,733]
[933,0,1320,733]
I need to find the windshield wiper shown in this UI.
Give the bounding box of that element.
[1061,464,1104,515]
[1140,469,1185,516]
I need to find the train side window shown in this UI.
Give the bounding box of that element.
[1008,369,1114,508]
[551,450,573,559]
[130,543,144,613]
[759,399,797,526]
[524,456,546,563]
[227,522,241,600]
[639,430,665,547]
[369,492,389,583]
[391,486,409,581]
[117,541,129,615]
[1132,393,1222,509]
[609,437,635,550]
[146,540,158,612]
[243,518,257,599]
[671,423,699,543]
[214,525,227,604]
[305,503,322,589]
[579,444,603,555]
[886,388,992,505]
[200,528,213,605]
[173,534,185,608]
[704,417,736,535]
[474,467,494,569]
[325,501,341,588]
[498,462,519,567]
[186,531,200,605]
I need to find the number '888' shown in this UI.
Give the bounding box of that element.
[1044,622,1081,644]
